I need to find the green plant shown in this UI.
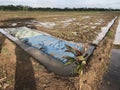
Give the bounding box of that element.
[63,44,86,75]
[2,47,8,53]
[107,31,113,38]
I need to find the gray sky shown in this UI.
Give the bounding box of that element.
[0,0,120,9]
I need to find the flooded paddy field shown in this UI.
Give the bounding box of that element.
[0,11,120,90]
[100,49,120,90]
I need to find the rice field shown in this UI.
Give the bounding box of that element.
[0,11,120,90]
[0,11,119,43]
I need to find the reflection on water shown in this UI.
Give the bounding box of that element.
[100,49,120,90]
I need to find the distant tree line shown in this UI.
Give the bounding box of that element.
[0,5,120,11]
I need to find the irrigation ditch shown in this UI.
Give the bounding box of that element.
[99,16,120,90]
[79,16,119,90]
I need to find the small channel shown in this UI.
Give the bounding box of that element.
[100,49,120,90]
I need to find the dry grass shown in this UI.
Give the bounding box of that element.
[78,15,119,90]
[0,11,120,90]
[0,33,79,90]
[0,11,119,43]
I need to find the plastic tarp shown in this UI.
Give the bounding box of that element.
[113,19,120,45]
[6,27,41,39]
[93,17,117,45]
[1,16,117,76]
[0,28,91,76]
[6,27,84,63]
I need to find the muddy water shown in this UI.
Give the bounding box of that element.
[100,49,120,90]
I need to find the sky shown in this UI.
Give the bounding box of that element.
[0,0,120,9]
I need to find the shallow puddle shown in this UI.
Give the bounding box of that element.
[100,49,120,90]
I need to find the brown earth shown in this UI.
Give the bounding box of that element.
[0,33,80,90]
[0,11,119,43]
[0,11,119,90]
[78,16,119,90]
